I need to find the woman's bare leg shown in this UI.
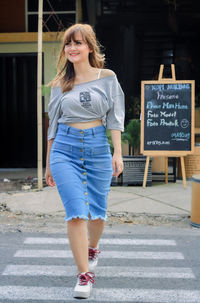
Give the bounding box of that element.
[67,218,89,273]
[88,219,105,248]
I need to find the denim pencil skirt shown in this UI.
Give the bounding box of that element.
[50,123,113,222]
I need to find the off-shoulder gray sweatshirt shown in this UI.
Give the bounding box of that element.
[47,74,125,140]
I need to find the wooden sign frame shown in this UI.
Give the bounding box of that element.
[141,64,195,188]
[141,66,195,156]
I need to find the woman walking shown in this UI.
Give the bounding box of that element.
[45,23,125,299]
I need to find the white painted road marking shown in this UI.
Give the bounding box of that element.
[2,265,195,279]
[14,249,184,259]
[24,237,177,246]
[2,235,197,302]
[0,286,200,302]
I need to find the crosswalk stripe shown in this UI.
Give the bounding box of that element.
[0,286,199,302]
[23,237,177,246]
[14,249,184,259]
[2,265,195,279]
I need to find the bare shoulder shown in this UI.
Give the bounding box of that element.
[100,69,116,78]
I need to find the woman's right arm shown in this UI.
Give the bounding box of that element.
[45,138,56,187]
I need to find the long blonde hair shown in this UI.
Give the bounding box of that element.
[49,24,105,92]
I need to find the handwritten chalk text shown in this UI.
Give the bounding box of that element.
[147,140,170,145]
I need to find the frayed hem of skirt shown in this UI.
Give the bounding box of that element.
[64,215,89,222]
[90,215,107,221]
[64,214,107,222]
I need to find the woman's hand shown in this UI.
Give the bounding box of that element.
[45,166,56,187]
[112,153,124,177]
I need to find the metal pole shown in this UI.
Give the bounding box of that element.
[37,0,43,189]
[76,0,82,23]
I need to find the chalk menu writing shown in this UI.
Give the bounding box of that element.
[144,83,192,151]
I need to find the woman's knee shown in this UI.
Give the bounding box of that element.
[89,218,104,224]
[68,217,87,226]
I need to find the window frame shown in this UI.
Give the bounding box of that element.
[25,0,78,32]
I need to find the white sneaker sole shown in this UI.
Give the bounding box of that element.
[73,289,91,299]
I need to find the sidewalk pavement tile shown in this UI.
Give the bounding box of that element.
[5,187,64,214]
[3,181,192,217]
[108,196,190,215]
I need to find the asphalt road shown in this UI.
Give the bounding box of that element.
[0,225,200,302]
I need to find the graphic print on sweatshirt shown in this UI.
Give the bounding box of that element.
[80,91,91,108]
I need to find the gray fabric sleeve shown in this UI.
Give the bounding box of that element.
[47,87,62,140]
[106,76,125,132]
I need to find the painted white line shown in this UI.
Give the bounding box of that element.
[14,249,184,259]
[0,286,200,302]
[2,265,195,279]
[24,237,177,246]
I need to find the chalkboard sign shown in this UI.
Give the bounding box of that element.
[141,80,195,156]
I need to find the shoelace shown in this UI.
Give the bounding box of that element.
[78,272,95,285]
[89,247,101,260]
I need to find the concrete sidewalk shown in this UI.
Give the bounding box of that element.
[0,180,192,217]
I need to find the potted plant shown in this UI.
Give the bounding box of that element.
[121,119,152,186]
[122,118,141,155]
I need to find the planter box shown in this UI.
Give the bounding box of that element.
[121,156,152,186]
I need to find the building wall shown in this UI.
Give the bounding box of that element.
[0,0,25,32]
[0,41,61,111]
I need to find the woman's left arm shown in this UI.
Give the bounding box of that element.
[110,129,124,177]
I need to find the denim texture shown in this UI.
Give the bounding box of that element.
[50,123,113,221]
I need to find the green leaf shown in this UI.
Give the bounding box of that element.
[124,119,140,150]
